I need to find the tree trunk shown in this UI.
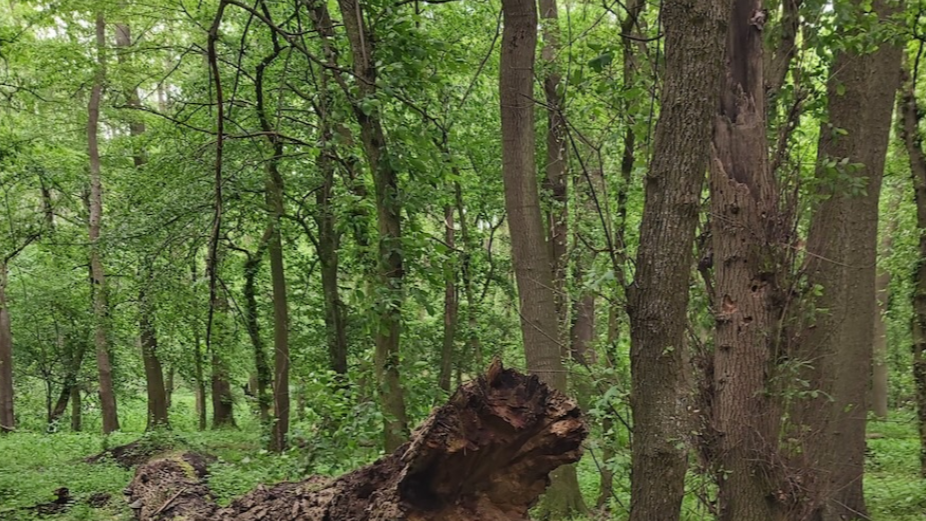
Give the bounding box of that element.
[872,195,899,419]
[708,0,786,518]
[539,0,568,332]
[242,248,271,423]
[900,70,926,478]
[438,204,458,393]
[334,0,408,451]
[0,262,13,432]
[625,0,728,518]
[500,0,566,394]
[210,297,236,429]
[796,1,902,516]
[192,261,207,432]
[70,385,81,432]
[116,21,169,432]
[88,12,119,435]
[140,287,169,430]
[126,363,586,521]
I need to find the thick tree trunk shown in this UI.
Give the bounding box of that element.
[796,1,902,516]
[210,298,236,429]
[797,1,902,516]
[0,262,13,432]
[708,0,786,518]
[624,0,728,518]
[438,204,458,393]
[88,12,119,435]
[900,73,926,478]
[126,363,586,521]
[335,0,408,451]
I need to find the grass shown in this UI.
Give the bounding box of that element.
[1,395,924,520]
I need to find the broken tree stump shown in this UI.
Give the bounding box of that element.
[126,361,587,520]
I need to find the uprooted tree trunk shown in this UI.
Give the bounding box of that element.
[126,362,586,521]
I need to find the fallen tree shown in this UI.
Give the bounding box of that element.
[125,361,587,520]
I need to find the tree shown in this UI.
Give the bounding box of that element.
[795,0,903,515]
[625,0,729,518]
[88,12,119,435]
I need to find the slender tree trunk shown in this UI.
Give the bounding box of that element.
[192,260,207,432]
[796,1,902,515]
[625,0,728,517]
[708,0,786,518]
[0,262,13,432]
[88,12,119,434]
[900,71,926,478]
[210,294,236,429]
[70,385,82,432]
[539,0,568,331]
[242,249,271,422]
[872,196,899,419]
[166,365,174,411]
[500,0,567,395]
[335,0,408,451]
[307,7,349,376]
[115,21,169,432]
[455,184,482,373]
[49,340,85,426]
[438,204,458,393]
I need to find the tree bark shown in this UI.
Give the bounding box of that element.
[708,0,786,517]
[900,70,926,478]
[115,20,169,432]
[0,262,13,432]
[872,195,899,419]
[88,12,119,435]
[241,244,271,423]
[334,0,408,451]
[796,1,902,516]
[126,363,586,521]
[500,0,566,393]
[625,0,728,518]
[438,204,458,393]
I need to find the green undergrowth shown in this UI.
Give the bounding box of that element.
[1,408,924,520]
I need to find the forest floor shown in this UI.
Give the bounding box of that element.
[0,395,923,520]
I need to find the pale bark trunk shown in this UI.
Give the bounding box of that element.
[708,0,785,517]
[797,1,902,515]
[500,0,566,395]
[335,0,408,451]
[0,262,13,432]
[900,73,926,478]
[625,0,728,517]
[88,12,119,434]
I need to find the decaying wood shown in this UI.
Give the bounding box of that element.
[126,362,586,520]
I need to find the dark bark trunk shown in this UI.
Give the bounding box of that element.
[708,0,786,518]
[70,385,81,432]
[88,12,119,435]
[140,287,169,430]
[166,364,174,411]
[210,296,236,429]
[334,0,408,451]
[254,37,290,453]
[438,204,458,393]
[192,261,207,432]
[625,0,728,517]
[126,363,586,521]
[500,0,567,396]
[242,248,271,422]
[116,21,169,432]
[456,184,482,372]
[49,335,86,427]
[539,0,568,333]
[795,2,902,516]
[900,71,926,478]
[0,263,13,432]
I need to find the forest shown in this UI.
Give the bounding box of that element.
[1,0,925,519]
